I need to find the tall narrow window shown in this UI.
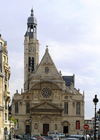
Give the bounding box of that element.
[34,26,36,33]
[64,102,68,114]
[76,102,80,114]
[45,67,49,74]
[15,102,18,113]
[32,57,34,72]
[0,42,2,50]
[5,113,7,120]
[5,71,7,81]
[76,121,80,129]
[29,57,31,67]
[26,102,30,113]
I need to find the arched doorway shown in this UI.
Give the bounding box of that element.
[62,121,70,134]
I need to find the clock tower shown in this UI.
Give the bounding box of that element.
[24,8,39,92]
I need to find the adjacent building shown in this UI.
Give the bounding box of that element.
[12,9,85,136]
[0,34,14,139]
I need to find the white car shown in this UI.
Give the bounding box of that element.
[66,138,79,140]
[57,133,65,138]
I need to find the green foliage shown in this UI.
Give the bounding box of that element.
[10,116,17,126]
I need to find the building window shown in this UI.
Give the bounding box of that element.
[64,102,68,114]
[65,96,68,99]
[76,121,80,129]
[5,85,7,91]
[32,57,34,71]
[5,71,7,81]
[45,67,49,74]
[76,102,80,114]
[5,101,7,109]
[0,42,3,50]
[5,113,7,120]
[15,102,18,113]
[26,102,30,113]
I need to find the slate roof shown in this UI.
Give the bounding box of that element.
[62,75,74,88]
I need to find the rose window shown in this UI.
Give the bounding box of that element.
[41,88,52,98]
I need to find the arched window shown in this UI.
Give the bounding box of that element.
[26,102,30,113]
[15,102,18,113]
[76,102,80,114]
[76,121,80,129]
[64,102,68,114]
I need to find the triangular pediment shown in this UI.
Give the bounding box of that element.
[30,102,62,111]
[34,47,61,77]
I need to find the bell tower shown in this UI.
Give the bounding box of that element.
[24,9,39,92]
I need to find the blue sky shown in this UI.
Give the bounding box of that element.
[1,0,100,119]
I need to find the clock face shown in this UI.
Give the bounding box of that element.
[29,46,35,52]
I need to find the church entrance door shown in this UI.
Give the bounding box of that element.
[26,125,30,134]
[63,126,68,133]
[43,124,49,135]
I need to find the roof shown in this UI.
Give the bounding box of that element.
[62,75,74,88]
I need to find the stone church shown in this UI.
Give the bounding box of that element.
[12,9,84,136]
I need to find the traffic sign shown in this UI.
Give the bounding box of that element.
[83,124,89,130]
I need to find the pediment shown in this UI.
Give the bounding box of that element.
[34,48,61,77]
[30,102,62,111]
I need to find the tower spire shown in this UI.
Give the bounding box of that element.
[31,8,34,16]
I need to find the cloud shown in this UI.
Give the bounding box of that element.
[1,0,100,119]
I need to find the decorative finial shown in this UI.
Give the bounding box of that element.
[46,45,49,52]
[31,7,34,16]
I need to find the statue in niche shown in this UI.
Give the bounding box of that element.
[34,94,38,99]
[55,94,58,100]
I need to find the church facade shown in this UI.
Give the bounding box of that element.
[12,9,84,136]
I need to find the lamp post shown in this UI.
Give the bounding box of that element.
[97,109,100,138]
[93,95,99,140]
[29,116,32,137]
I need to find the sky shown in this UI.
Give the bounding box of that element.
[0,0,100,119]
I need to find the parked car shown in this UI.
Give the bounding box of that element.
[57,133,65,138]
[69,135,84,140]
[52,136,59,140]
[48,132,59,137]
[32,134,41,137]
[66,138,79,140]
[48,131,65,138]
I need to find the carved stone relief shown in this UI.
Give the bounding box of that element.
[41,115,51,123]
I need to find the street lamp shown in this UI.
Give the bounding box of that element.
[93,95,99,140]
[29,116,32,137]
[97,109,100,138]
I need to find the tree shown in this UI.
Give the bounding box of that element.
[10,116,17,126]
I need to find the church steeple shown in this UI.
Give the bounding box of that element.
[26,8,37,39]
[24,9,39,92]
